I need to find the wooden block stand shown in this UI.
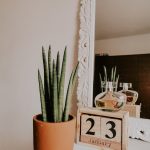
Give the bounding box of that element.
[76,107,129,150]
[122,104,141,118]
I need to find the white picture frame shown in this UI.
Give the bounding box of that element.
[77,0,150,142]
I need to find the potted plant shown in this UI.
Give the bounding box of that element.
[33,46,78,150]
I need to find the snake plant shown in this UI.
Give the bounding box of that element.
[38,46,78,122]
[99,66,119,92]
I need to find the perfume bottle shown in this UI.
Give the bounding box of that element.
[119,83,138,105]
[95,82,126,112]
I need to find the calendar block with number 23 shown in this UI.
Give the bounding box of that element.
[76,107,129,150]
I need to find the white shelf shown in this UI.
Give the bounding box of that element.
[74,139,150,150]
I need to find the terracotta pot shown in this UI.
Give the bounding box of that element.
[33,114,76,150]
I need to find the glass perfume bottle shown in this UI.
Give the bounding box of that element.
[95,82,126,112]
[119,83,138,105]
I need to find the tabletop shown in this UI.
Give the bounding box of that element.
[74,138,150,150]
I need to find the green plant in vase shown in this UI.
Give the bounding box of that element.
[99,66,119,92]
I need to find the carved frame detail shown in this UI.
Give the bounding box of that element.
[77,0,95,107]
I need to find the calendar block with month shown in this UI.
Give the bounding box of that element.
[76,107,129,150]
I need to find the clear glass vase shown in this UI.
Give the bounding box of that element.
[95,82,126,112]
[119,83,138,105]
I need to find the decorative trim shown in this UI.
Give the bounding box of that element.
[77,0,150,142]
[77,0,95,107]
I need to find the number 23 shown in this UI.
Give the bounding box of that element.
[86,118,116,139]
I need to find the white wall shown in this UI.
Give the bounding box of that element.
[0,0,79,150]
[95,33,150,55]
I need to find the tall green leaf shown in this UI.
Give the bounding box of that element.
[103,66,107,82]
[42,47,50,98]
[63,63,79,121]
[48,46,53,121]
[115,74,119,91]
[58,47,67,121]
[53,60,58,122]
[56,52,60,95]
[113,66,116,82]
[111,67,114,81]
[48,45,52,89]
[99,73,103,92]
[38,70,47,122]
[42,47,50,120]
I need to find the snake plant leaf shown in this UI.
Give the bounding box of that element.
[48,45,54,122]
[113,66,116,82]
[111,67,114,81]
[53,60,58,122]
[56,52,60,95]
[38,70,47,122]
[63,62,79,121]
[99,73,102,83]
[72,62,79,84]
[62,72,73,122]
[115,74,119,91]
[48,45,52,88]
[42,47,52,121]
[99,73,103,92]
[116,74,119,83]
[58,47,67,121]
[103,66,107,82]
[42,47,50,102]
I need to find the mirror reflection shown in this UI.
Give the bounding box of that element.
[94,0,150,119]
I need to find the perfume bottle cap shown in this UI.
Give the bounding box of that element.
[106,81,117,91]
[120,83,132,89]
[101,81,117,89]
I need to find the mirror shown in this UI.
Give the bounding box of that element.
[78,0,150,142]
[94,0,150,119]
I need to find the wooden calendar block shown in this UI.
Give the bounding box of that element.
[101,117,121,143]
[76,107,129,150]
[81,114,101,138]
[122,104,141,118]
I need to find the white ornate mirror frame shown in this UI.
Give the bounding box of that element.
[77,0,150,142]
